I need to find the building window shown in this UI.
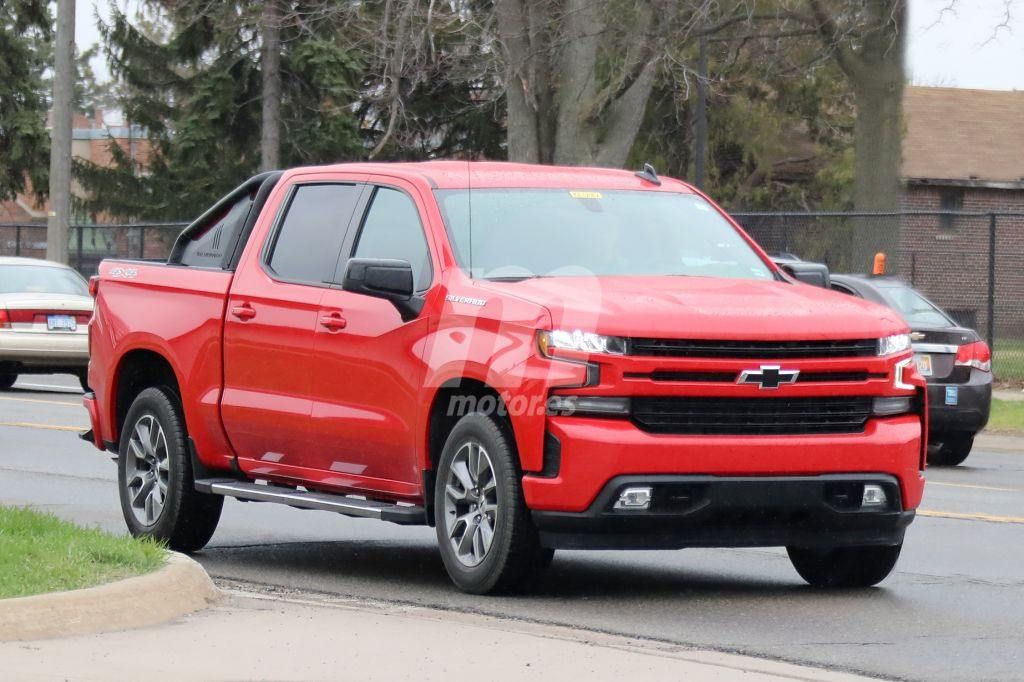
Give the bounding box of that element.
[939,188,964,229]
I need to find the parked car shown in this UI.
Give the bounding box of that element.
[0,257,93,391]
[830,274,991,466]
[82,162,926,593]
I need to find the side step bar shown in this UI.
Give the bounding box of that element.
[195,479,427,526]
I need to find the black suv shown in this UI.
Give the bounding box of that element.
[830,274,992,466]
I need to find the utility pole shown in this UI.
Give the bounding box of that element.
[260,0,282,172]
[693,34,708,190]
[47,0,75,264]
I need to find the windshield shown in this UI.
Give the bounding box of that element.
[435,189,773,281]
[0,264,89,296]
[875,283,953,328]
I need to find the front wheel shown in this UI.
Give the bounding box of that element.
[788,543,902,588]
[0,373,16,390]
[929,433,974,467]
[118,386,223,552]
[434,412,551,594]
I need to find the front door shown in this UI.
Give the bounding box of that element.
[221,180,365,475]
[309,183,436,500]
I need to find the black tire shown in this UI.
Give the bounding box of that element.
[75,370,90,392]
[434,412,551,594]
[0,373,16,390]
[117,386,223,552]
[787,543,902,588]
[929,433,974,467]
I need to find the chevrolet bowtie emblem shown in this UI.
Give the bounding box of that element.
[737,365,800,389]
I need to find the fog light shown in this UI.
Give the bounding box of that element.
[614,486,652,510]
[862,484,888,508]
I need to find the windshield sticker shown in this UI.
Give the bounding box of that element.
[569,191,603,199]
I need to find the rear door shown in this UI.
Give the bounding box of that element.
[306,181,436,499]
[221,178,366,472]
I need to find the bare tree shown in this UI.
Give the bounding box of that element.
[805,0,905,214]
[495,0,741,167]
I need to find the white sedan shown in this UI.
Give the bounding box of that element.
[0,257,93,391]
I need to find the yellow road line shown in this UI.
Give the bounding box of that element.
[0,395,82,408]
[928,481,1018,492]
[0,422,85,432]
[919,509,1024,525]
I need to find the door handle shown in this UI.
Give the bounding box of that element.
[319,312,347,331]
[230,304,256,320]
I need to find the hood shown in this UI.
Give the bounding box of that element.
[478,276,907,340]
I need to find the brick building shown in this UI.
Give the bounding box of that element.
[0,110,149,224]
[898,86,1024,338]
[0,111,154,270]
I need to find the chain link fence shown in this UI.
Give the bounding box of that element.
[4,211,1023,383]
[733,211,1024,385]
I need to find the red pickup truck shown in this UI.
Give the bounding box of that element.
[83,162,926,593]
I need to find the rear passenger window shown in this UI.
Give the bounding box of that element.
[178,191,254,268]
[352,187,432,291]
[268,184,361,284]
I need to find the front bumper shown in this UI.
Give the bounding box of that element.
[927,369,992,434]
[532,474,914,550]
[523,414,925,514]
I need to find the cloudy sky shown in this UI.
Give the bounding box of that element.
[75,0,1024,90]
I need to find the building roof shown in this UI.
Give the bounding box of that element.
[903,86,1024,188]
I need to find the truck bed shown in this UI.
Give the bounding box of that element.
[88,259,237,470]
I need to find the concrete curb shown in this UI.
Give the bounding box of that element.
[0,552,219,642]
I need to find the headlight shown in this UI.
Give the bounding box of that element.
[538,329,626,357]
[878,333,911,356]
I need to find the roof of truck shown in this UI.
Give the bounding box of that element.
[290,160,697,192]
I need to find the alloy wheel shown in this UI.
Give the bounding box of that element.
[124,414,170,526]
[443,441,499,567]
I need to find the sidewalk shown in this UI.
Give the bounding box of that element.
[0,585,874,682]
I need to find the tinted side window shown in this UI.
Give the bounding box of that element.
[179,192,254,268]
[353,187,431,291]
[268,184,362,284]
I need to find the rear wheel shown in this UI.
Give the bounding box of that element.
[434,412,551,594]
[118,386,223,552]
[788,543,902,588]
[929,433,974,467]
[0,373,16,390]
[75,370,90,392]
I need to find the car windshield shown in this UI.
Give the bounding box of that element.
[875,283,953,328]
[0,264,89,296]
[435,189,773,281]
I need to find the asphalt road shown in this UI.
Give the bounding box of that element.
[2,374,1023,681]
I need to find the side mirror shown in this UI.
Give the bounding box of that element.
[772,258,831,289]
[341,258,423,321]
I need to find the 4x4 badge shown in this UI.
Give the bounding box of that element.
[737,365,799,389]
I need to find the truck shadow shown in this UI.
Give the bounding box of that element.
[196,538,892,602]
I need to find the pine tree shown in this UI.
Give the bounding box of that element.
[0,0,51,203]
[75,1,364,221]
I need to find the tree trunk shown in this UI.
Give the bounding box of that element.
[848,2,905,270]
[47,0,75,265]
[495,0,661,168]
[807,0,906,271]
[260,0,282,172]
